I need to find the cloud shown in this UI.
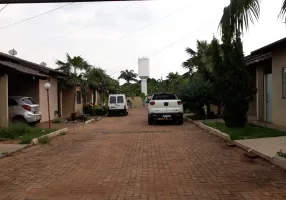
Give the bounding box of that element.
[0,0,285,81]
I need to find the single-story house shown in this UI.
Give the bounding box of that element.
[0,52,101,128]
[246,37,286,126]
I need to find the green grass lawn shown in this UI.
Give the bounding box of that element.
[203,121,286,140]
[0,123,56,144]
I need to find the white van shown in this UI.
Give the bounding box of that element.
[107,94,128,116]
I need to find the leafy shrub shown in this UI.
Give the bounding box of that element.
[92,107,105,116]
[277,150,286,158]
[51,118,65,123]
[38,136,51,144]
[76,114,88,121]
[83,104,93,114]
[70,113,77,121]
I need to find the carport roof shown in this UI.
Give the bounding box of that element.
[0,60,49,78]
[0,52,66,76]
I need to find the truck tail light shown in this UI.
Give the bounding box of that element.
[177,101,182,105]
[149,101,155,105]
[22,105,31,111]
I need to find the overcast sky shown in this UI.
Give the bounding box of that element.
[0,0,286,83]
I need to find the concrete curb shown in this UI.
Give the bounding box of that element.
[85,117,102,124]
[0,145,28,159]
[183,117,231,141]
[272,156,286,170]
[183,117,286,170]
[85,119,95,124]
[31,128,69,145]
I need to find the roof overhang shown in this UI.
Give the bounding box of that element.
[0,60,49,78]
[0,52,67,77]
[245,53,272,66]
[0,0,143,3]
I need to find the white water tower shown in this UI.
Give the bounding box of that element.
[138,57,150,96]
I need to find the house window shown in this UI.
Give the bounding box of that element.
[283,68,286,98]
[76,91,81,104]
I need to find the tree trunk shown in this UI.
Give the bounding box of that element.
[93,89,96,106]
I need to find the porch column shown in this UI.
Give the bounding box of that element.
[0,74,8,128]
[91,92,94,104]
[95,90,98,105]
[257,66,264,121]
[59,90,63,117]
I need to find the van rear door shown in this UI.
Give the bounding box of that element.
[109,95,117,110]
[116,95,125,110]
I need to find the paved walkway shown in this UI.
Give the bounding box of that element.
[235,137,286,158]
[1,109,286,200]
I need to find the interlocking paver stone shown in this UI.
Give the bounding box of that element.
[1,109,286,200]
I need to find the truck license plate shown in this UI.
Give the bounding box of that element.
[162,115,171,118]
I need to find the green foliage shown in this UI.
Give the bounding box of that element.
[277,150,286,158]
[211,23,256,127]
[83,104,106,116]
[219,0,260,38]
[51,118,65,123]
[179,40,219,118]
[56,53,119,110]
[204,121,286,140]
[118,69,138,83]
[38,136,51,144]
[0,123,55,144]
[119,82,141,97]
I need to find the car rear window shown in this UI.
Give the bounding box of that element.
[152,93,177,100]
[109,96,116,104]
[22,98,36,105]
[117,96,124,103]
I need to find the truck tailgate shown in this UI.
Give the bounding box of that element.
[149,100,166,113]
[165,100,180,113]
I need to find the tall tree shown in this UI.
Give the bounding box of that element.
[85,67,106,106]
[118,69,138,83]
[212,12,256,127]
[56,53,91,113]
[219,0,286,38]
[182,40,213,81]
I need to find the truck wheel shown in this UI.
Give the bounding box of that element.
[148,115,154,125]
[124,111,128,116]
[177,118,184,125]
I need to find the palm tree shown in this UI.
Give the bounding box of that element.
[118,69,138,83]
[85,67,108,106]
[56,53,91,76]
[182,40,213,81]
[56,53,91,112]
[219,0,286,38]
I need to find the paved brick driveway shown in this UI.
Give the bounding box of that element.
[1,109,286,200]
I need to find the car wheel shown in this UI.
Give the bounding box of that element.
[29,122,38,126]
[12,116,27,124]
[148,115,154,125]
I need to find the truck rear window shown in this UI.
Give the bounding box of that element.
[152,93,177,100]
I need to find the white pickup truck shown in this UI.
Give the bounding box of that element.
[147,92,184,125]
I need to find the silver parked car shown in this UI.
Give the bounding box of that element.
[8,96,42,125]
